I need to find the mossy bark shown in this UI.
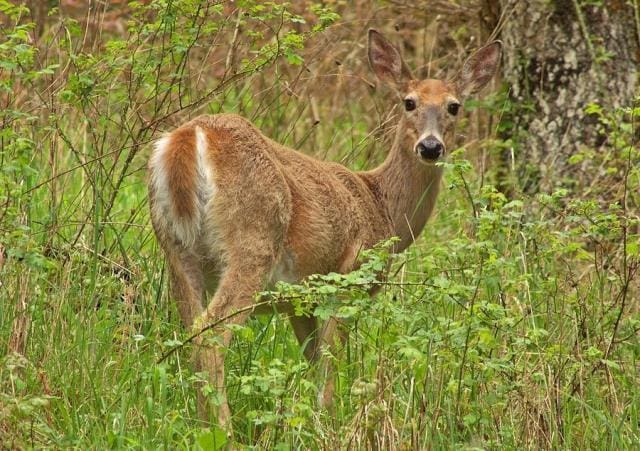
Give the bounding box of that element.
[490,0,639,193]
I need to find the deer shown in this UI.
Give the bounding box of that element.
[147,29,501,431]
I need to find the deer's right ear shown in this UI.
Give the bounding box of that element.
[368,29,413,93]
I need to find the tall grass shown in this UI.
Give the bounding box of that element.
[1,1,638,449]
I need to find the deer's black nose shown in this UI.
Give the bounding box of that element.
[416,137,444,160]
[416,140,442,159]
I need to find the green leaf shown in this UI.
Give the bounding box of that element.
[195,427,228,451]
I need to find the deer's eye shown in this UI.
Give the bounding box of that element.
[404,98,416,111]
[447,102,461,116]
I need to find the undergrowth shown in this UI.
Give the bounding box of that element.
[1,1,638,449]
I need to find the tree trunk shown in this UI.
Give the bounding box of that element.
[492,0,639,194]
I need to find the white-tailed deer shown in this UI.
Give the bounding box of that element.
[148,29,501,430]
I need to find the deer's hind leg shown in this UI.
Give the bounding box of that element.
[192,248,281,429]
[191,190,290,429]
[166,248,205,328]
[163,247,219,425]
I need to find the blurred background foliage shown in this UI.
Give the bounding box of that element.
[0,0,638,448]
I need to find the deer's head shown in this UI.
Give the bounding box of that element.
[368,29,501,163]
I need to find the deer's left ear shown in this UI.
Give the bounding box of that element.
[368,29,414,93]
[453,40,502,98]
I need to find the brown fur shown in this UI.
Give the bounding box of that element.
[147,30,501,432]
[411,78,455,103]
[166,127,198,219]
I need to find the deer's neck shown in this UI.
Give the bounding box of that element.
[366,116,443,252]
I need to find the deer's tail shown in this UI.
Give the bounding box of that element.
[148,125,215,248]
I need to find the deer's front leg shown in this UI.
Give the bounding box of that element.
[312,242,363,408]
[316,317,349,409]
[290,312,349,409]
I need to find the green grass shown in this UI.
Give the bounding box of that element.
[3,145,638,448]
[1,1,639,449]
